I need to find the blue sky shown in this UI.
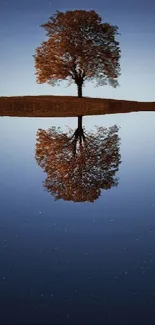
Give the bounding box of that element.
[0,0,154,101]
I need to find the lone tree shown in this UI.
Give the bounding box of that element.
[34,10,121,97]
[35,122,121,202]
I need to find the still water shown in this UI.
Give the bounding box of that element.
[0,112,155,324]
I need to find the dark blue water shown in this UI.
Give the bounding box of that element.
[0,113,155,324]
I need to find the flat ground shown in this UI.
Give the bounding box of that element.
[0,95,155,117]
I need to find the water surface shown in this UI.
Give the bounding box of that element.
[0,112,155,324]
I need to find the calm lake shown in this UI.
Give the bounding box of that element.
[0,112,155,324]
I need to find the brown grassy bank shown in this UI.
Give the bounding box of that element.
[0,95,155,117]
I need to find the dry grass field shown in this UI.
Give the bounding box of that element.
[0,95,155,117]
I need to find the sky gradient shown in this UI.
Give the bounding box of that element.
[0,0,155,101]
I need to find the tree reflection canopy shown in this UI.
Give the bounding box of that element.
[35,124,121,202]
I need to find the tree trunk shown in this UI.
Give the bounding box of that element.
[77,83,82,98]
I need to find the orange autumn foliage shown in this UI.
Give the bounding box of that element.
[34,10,121,97]
[35,123,121,202]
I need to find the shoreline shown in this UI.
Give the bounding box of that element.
[0,95,155,117]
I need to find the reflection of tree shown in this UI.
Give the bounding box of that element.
[35,117,121,202]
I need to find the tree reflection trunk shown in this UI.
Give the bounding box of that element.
[73,116,85,155]
[78,115,82,131]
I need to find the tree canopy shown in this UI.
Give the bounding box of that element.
[34,10,121,97]
[35,122,121,202]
